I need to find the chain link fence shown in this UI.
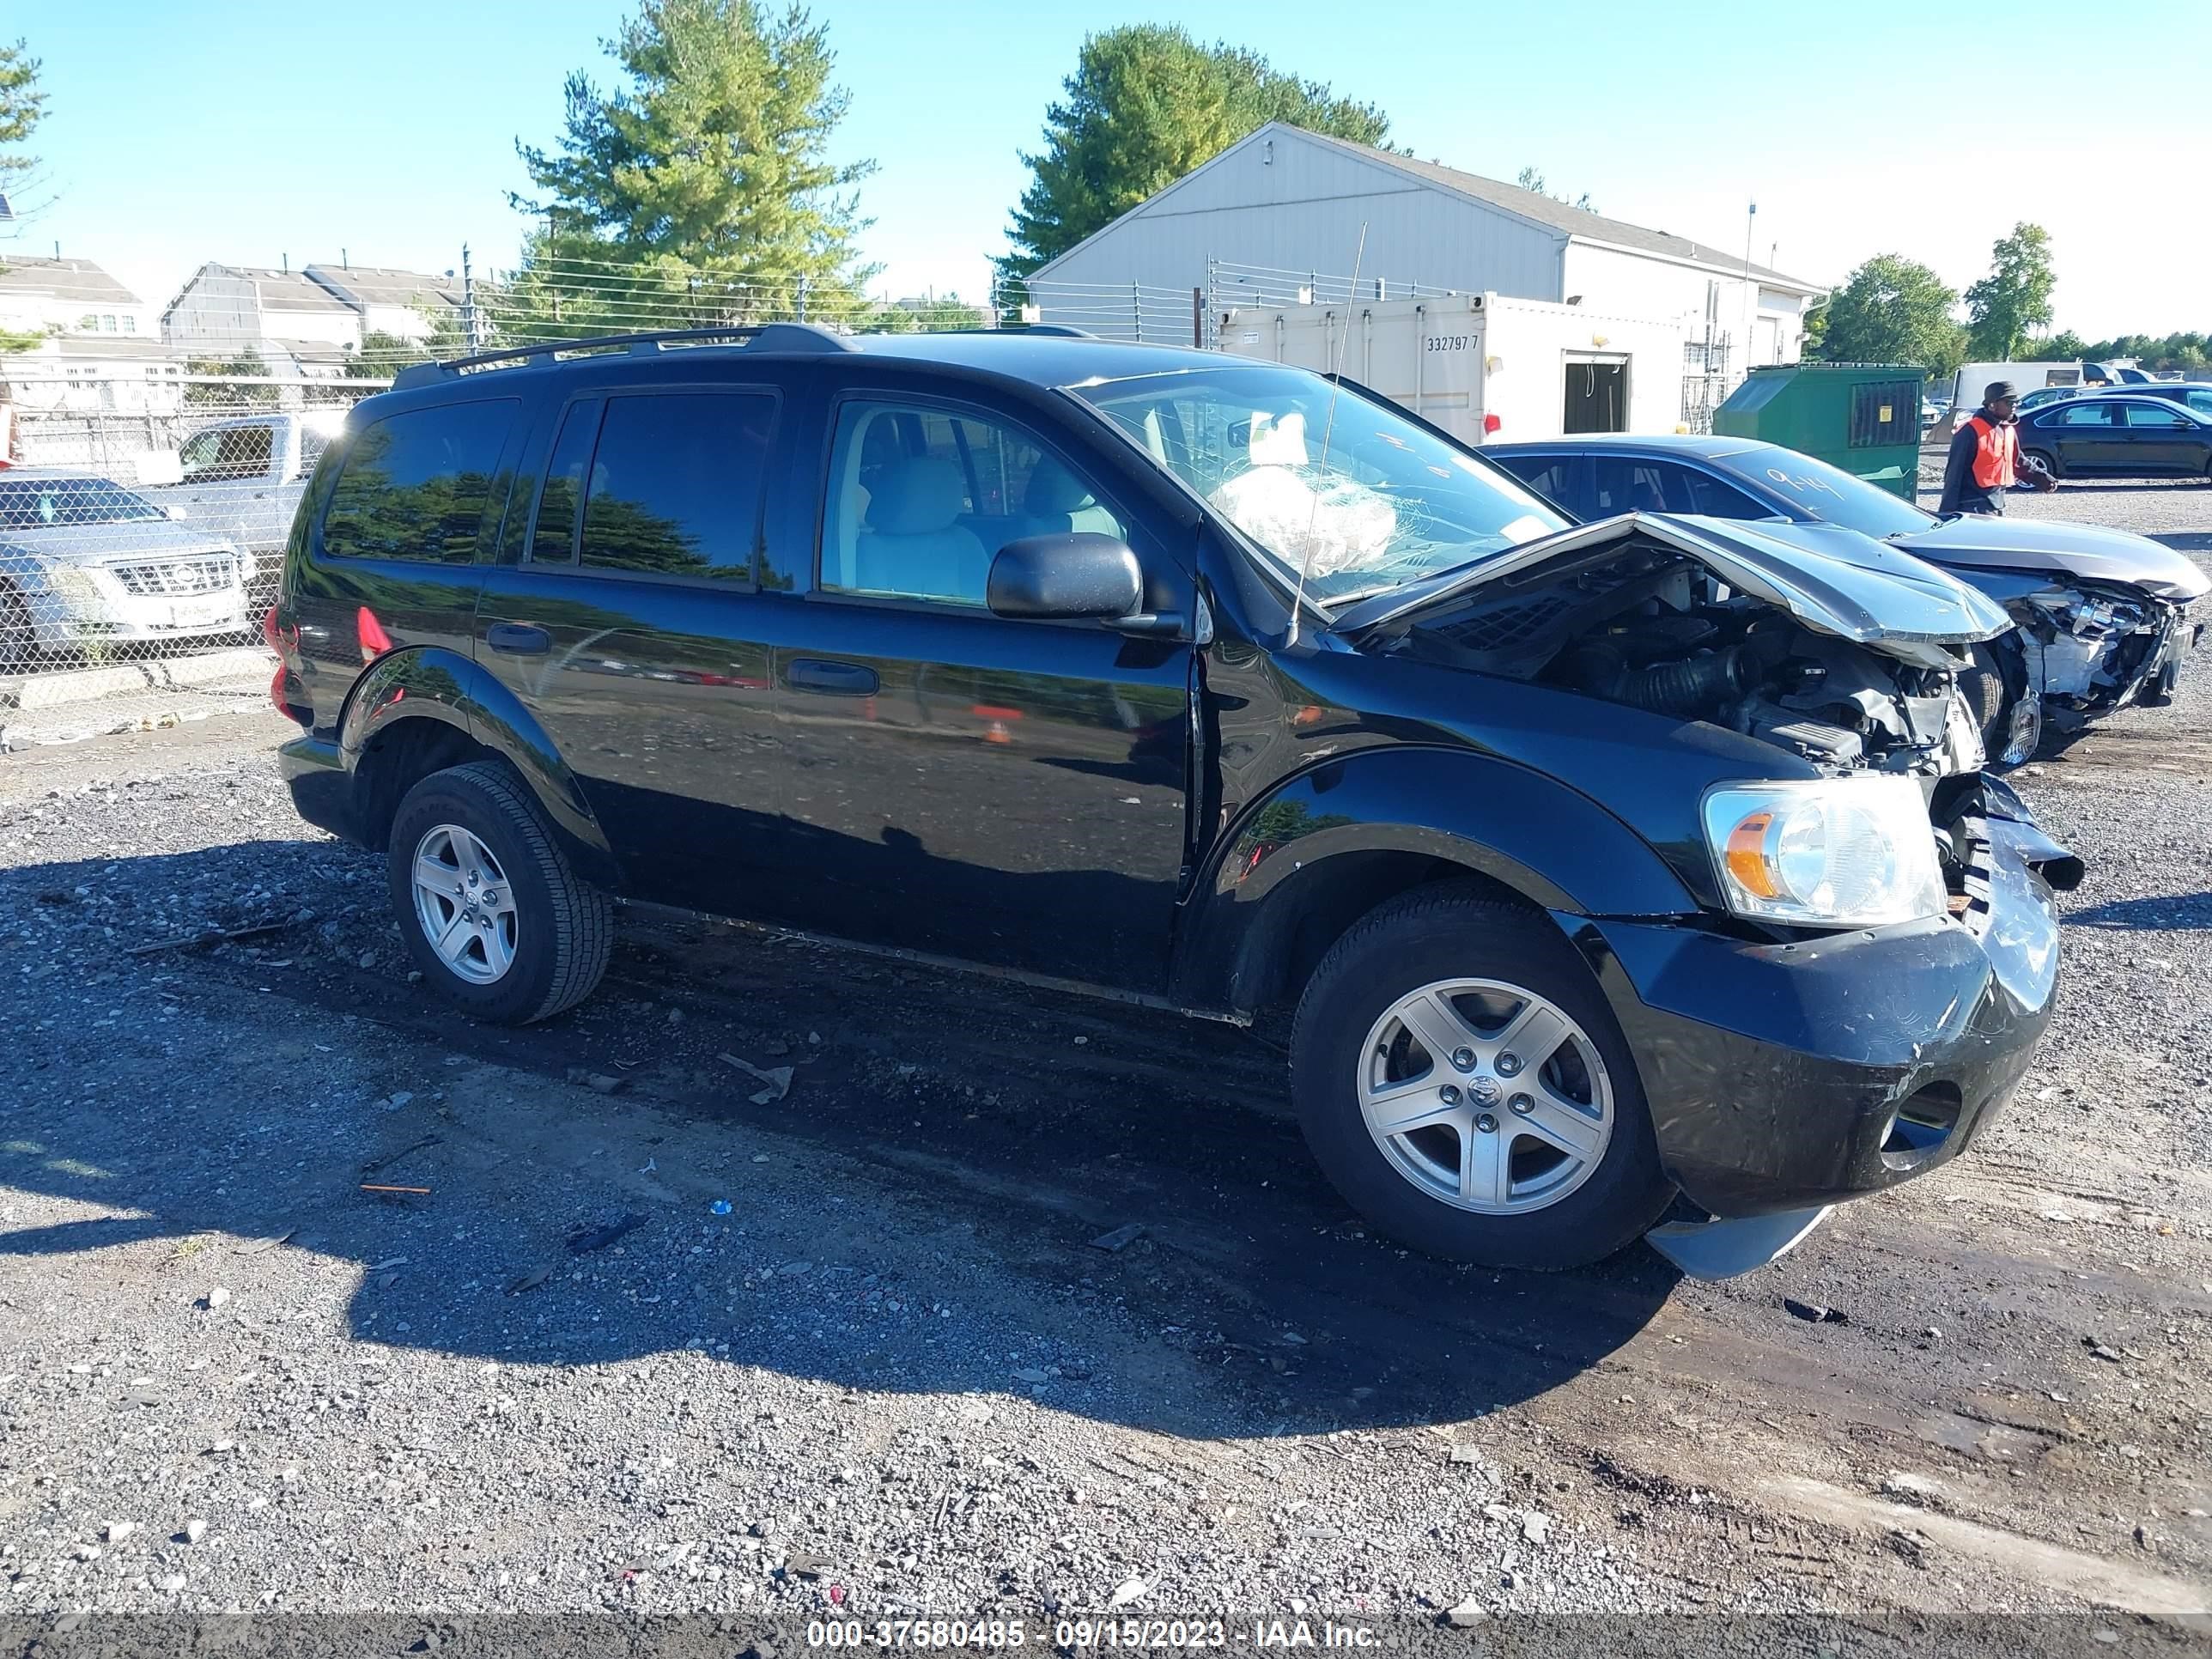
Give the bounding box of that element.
[0,372,387,751]
[1006,279,1200,344]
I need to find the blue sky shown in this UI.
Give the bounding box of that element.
[14,0,2209,336]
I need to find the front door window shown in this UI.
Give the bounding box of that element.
[818,401,1126,606]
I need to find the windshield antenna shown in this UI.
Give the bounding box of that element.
[1285,222,1367,647]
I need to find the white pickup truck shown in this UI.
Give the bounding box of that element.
[149,410,349,605]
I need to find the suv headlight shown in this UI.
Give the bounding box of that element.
[1702,777,1947,928]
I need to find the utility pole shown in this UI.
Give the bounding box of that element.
[1741,202,1757,374]
[461,243,482,352]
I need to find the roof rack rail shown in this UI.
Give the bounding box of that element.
[390,322,854,390]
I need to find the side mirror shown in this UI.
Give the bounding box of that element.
[988,532,1144,623]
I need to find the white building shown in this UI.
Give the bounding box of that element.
[0,257,185,416]
[302,264,464,342]
[1026,124,1825,373]
[161,263,362,379]
[0,254,161,341]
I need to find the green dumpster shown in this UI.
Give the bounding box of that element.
[1713,363,1927,501]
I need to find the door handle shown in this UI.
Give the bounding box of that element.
[788,657,878,696]
[486,623,550,655]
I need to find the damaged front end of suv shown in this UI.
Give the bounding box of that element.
[1337,513,2082,902]
[1318,512,2081,1273]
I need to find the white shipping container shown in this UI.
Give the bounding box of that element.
[1216,292,1687,446]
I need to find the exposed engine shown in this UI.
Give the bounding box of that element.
[2012,581,2190,720]
[1389,542,1986,778]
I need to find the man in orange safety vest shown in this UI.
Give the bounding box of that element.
[1938,380,2057,516]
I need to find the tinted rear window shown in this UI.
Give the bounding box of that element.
[577,392,776,582]
[320,401,518,563]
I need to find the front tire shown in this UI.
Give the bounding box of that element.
[1959,640,2017,759]
[0,582,33,673]
[1290,885,1674,1270]
[386,761,613,1024]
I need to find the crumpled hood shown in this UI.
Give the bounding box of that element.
[1334,511,2013,668]
[1894,515,2210,602]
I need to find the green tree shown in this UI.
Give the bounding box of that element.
[999,25,1391,282]
[347,305,468,377]
[185,349,279,409]
[0,37,51,356]
[868,293,987,333]
[1811,254,1965,378]
[2057,330,2209,373]
[1963,222,2056,362]
[502,0,877,341]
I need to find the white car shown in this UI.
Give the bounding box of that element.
[0,471,250,669]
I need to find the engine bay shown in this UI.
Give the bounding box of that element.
[1375,540,1985,778]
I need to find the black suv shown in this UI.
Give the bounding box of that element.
[271,325,2076,1277]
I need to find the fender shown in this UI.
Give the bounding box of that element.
[337,645,617,881]
[1174,745,1699,1014]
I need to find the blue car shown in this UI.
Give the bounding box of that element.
[1485,434,2207,763]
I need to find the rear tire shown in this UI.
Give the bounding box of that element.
[386,761,613,1024]
[1290,884,1674,1270]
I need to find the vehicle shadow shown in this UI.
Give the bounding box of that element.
[2062,890,2212,931]
[0,840,1680,1439]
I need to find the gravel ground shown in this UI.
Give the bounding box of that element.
[0,482,2208,1652]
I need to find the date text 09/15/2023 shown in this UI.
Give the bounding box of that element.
[805,1620,1383,1650]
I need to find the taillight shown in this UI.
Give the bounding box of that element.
[262,604,283,654]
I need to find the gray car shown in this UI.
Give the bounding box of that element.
[0,471,251,669]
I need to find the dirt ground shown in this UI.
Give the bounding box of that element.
[0,483,2207,1653]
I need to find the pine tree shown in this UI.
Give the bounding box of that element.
[999,26,1390,283]
[501,0,876,340]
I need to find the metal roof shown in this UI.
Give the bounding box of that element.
[1035,124,1825,295]
[1288,128,1821,291]
[267,336,355,363]
[233,268,353,313]
[0,256,143,307]
[303,264,463,313]
[50,336,179,361]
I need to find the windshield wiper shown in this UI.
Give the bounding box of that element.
[1323,550,1506,611]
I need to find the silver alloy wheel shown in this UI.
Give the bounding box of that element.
[410,823,519,986]
[1356,977,1614,1215]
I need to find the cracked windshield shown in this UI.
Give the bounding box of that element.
[1070,364,1565,603]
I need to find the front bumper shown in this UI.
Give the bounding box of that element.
[2147,607,2202,697]
[25,560,248,647]
[2034,596,2197,732]
[1565,804,2063,1221]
